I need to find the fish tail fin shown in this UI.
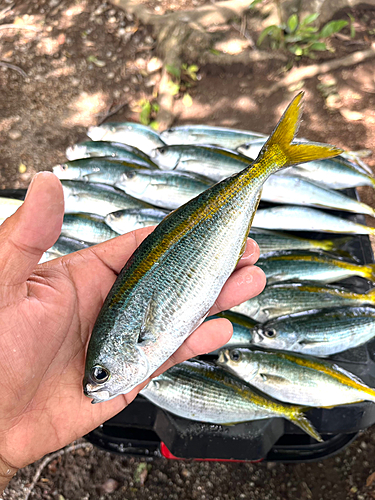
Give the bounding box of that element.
[319,236,360,262]
[360,263,375,281]
[256,92,343,175]
[365,288,375,306]
[290,407,323,442]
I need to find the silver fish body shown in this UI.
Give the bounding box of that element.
[205,311,255,349]
[252,206,375,235]
[160,124,266,149]
[261,175,375,216]
[61,213,119,244]
[257,253,375,285]
[252,306,375,357]
[40,235,90,263]
[65,141,158,168]
[61,180,153,216]
[217,348,375,406]
[151,144,251,181]
[140,359,321,441]
[231,284,375,322]
[54,158,151,185]
[87,122,165,154]
[0,196,23,224]
[105,208,168,234]
[115,169,214,210]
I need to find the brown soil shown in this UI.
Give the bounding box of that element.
[2,1,375,499]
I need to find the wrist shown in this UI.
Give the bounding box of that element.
[0,454,18,494]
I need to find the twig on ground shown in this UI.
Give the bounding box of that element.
[22,442,93,500]
[0,4,14,20]
[257,42,375,97]
[0,24,41,31]
[96,101,129,125]
[0,61,27,78]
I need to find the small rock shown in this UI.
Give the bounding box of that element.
[9,130,22,140]
[147,57,162,73]
[145,35,154,45]
[118,28,126,36]
[100,478,119,494]
[71,77,80,87]
[340,108,364,121]
[108,16,117,24]
[107,72,115,79]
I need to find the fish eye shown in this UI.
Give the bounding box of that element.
[61,164,68,171]
[230,350,241,362]
[264,328,277,339]
[158,147,166,154]
[91,366,110,383]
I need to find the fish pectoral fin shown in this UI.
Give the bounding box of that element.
[139,296,158,343]
[259,373,287,384]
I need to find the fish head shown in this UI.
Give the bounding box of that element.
[53,163,82,180]
[83,344,150,403]
[116,170,149,196]
[252,322,297,351]
[217,348,258,381]
[87,125,112,141]
[65,145,90,161]
[151,146,179,170]
[237,141,263,159]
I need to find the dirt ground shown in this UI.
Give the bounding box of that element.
[2,0,375,499]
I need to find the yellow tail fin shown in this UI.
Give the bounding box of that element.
[257,92,343,172]
[291,408,323,442]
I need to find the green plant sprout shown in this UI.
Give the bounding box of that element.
[138,98,159,129]
[165,63,199,106]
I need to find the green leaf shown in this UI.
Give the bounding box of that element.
[348,13,356,38]
[289,45,303,56]
[150,121,159,130]
[182,93,193,107]
[151,102,159,112]
[167,81,180,95]
[319,20,348,38]
[287,14,298,34]
[249,0,264,7]
[257,25,277,46]
[310,42,327,51]
[139,101,151,125]
[209,49,221,55]
[165,64,181,79]
[301,13,319,26]
[188,64,199,73]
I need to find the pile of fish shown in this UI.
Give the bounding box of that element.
[2,94,375,442]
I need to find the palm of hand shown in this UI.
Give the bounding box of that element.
[0,173,265,471]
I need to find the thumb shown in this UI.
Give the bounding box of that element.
[0,172,64,294]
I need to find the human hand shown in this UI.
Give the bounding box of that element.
[0,172,266,488]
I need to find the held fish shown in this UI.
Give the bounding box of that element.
[257,252,375,285]
[87,122,165,154]
[66,141,159,168]
[231,284,375,322]
[252,206,375,235]
[0,197,23,225]
[252,306,375,357]
[141,359,322,441]
[217,348,375,407]
[83,92,342,403]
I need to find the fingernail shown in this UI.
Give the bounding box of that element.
[24,173,40,201]
[241,239,258,260]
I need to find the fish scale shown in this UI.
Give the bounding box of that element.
[83,92,342,403]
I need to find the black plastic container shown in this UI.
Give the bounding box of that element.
[2,188,375,462]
